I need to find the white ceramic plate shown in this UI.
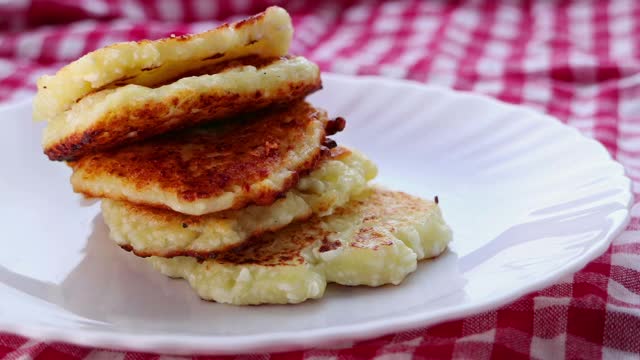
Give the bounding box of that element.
[0,74,632,355]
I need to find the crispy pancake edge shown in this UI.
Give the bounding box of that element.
[43,57,321,161]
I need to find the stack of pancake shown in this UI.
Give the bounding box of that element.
[35,7,452,305]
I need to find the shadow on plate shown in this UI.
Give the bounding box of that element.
[0,215,466,334]
[459,201,624,274]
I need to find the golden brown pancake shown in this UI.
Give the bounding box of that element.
[42,56,321,161]
[70,101,339,215]
[101,147,377,257]
[34,6,293,121]
[149,187,453,305]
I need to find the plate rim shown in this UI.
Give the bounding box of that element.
[0,73,633,355]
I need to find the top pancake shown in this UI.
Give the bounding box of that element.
[33,6,292,121]
[70,101,334,215]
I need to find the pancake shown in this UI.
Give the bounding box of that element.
[149,187,453,305]
[43,56,321,161]
[70,101,335,215]
[102,147,377,257]
[33,6,292,122]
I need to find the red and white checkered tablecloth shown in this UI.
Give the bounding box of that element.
[1,0,639,359]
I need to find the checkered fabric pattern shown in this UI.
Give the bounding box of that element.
[1,0,639,359]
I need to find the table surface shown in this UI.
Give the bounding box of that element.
[0,1,639,359]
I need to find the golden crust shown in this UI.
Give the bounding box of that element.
[215,188,442,265]
[102,147,378,257]
[43,56,321,161]
[70,101,334,215]
[33,6,293,121]
[112,148,353,235]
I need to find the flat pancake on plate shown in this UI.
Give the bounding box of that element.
[33,6,293,122]
[102,147,377,257]
[43,56,321,161]
[149,187,453,305]
[70,101,336,215]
